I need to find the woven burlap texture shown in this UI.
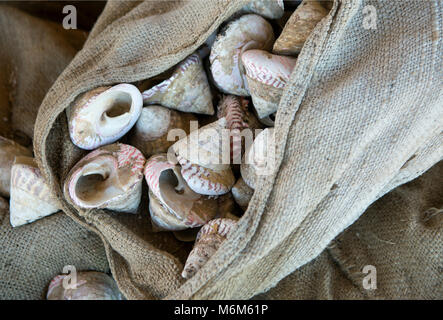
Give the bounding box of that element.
[33,0,442,299]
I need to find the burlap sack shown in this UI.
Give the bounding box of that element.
[33,0,442,299]
[256,161,443,300]
[0,6,109,300]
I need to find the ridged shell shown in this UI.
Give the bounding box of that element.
[47,271,123,300]
[231,177,254,211]
[64,143,145,213]
[0,136,32,197]
[129,105,197,158]
[242,49,297,119]
[182,218,237,279]
[142,53,214,115]
[242,0,284,19]
[210,14,274,96]
[273,0,329,56]
[9,156,60,227]
[67,84,143,150]
[144,154,219,230]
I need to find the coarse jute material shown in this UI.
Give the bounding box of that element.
[33,0,442,299]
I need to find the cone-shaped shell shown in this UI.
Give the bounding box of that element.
[210,14,274,96]
[47,271,123,300]
[0,136,32,197]
[242,49,297,119]
[182,218,237,279]
[273,0,329,56]
[129,105,197,158]
[142,54,214,115]
[144,154,219,230]
[241,128,276,189]
[67,84,143,150]
[242,0,284,19]
[65,143,145,213]
[231,177,254,211]
[172,118,231,172]
[9,156,59,227]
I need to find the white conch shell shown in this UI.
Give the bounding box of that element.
[0,136,32,197]
[273,0,329,56]
[129,105,197,158]
[144,154,219,231]
[182,218,237,279]
[210,14,274,96]
[47,271,123,300]
[67,84,143,150]
[241,128,276,189]
[242,0,284,19]
[142,53,214,115]
[65,143,145,213]
[231,177,254,211]
[9,156,60,227]
[242,49,297,119]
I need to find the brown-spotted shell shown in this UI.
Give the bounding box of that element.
[64,143,145,214]
[210,14,274,96]
[47,271,123,300]
[182,218,238,279]
[129,105,197,158]
[273,0,329,56]
[142,53,214,115]
[241,49,297,119]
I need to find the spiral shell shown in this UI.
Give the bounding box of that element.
[182,218,237,279]
[242,49,297,119]
[0,136,32,197]
[67,84,143,150]
[210,14,274,96]
[273,0,329,56]
[64,143,145,214]
[142,53,214,115]
[47,271,123,300]
[9,156,60,227]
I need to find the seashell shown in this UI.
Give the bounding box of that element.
[142,53,214,115]
[47,271,123,300]
[0,136,32,197]
[210,14,274,96]
[242,49,297,119]
[273,0,329,56]
[67,84,143,150]
[241,128,276,189]
[182,218,237,279]
[9,156,60,227]
[129,105,197,158]
[242,0,284,19]
[144,154,219,231]
[231,177,254,211]
[64,143,145,214]
[216,192,237,218]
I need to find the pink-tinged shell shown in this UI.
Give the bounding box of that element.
[67,84,143,150]
[64,143,145,213]
[129,105,197,158]
[182,218,237,279]
[273,0,329,56]
[176,155,235,196]
[240,128,276,189]
[0,136,32,197]
[242,0,284,19]
[231,177,254,211]
[47,271,123,300]
[9,156,60,227]
[144,154,218,230]
[242,49,297,119]
[210,14,274,96]
[142,53,214,115]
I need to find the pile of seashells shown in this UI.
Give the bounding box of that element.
[0,0,331,299]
